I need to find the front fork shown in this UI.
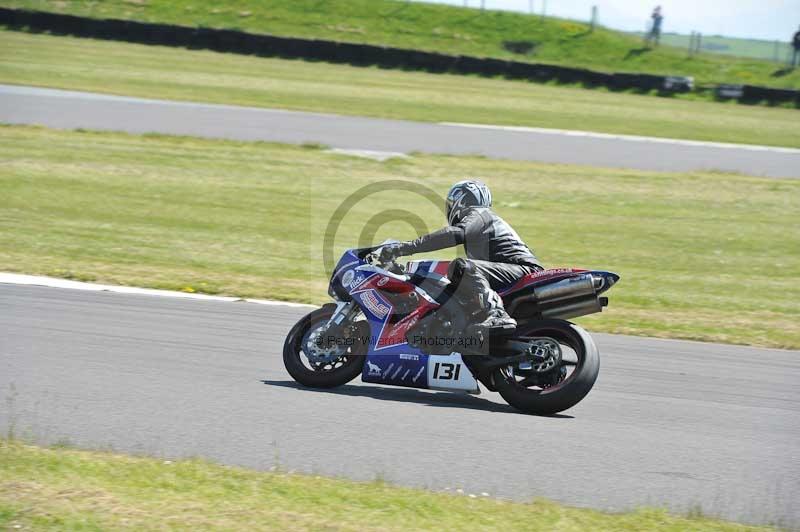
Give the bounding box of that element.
[318,301,359,346]
[326,301,356,328]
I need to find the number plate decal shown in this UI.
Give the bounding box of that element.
[427,353,479,393]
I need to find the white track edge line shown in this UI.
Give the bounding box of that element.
[438,122,800,154]
[0,273,316,309]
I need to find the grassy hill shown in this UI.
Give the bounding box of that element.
[2,0,799,88]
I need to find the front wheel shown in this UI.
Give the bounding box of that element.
[493,320,599,415]
[283,305,367,388]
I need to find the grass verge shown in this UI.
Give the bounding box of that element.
[1,125,798,348]
[1,31,799,148]
[2,0,798,89]
[0,440,771,531]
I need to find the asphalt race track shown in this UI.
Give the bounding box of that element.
[2,283,798,526]
[1,84,799,178]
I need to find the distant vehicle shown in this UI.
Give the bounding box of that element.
[283,241,620,415]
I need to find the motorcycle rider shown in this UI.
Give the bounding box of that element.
[381,180,542,332]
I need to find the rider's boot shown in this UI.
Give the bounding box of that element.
[474,308,517,331]
[470,288,517,333]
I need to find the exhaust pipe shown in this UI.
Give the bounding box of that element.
[507,273,598,316]
[533,274,596,303]
[540,296,603,320]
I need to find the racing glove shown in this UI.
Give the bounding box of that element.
[379,243,406,263]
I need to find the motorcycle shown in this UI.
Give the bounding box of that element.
[283,242,619,415]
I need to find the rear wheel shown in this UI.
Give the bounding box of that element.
[493,320,599,415]
[283,305,367,388]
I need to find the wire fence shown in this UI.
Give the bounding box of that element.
[409,0,795,63]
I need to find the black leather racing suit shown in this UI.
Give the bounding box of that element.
[397,207,542,318]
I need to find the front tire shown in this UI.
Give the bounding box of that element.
[493,320,600,415]
[283,305,367,388]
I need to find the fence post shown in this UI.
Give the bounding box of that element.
[529,0,534,15]
[541,0,547,19]
[481,0,485,10]
[590,5,598,32]
[695,32,702,55]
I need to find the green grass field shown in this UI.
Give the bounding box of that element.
[0,440,768,531]
[3,0,798,89]
[2,125,798,348]
[652,33,794,63]
[2,31,799,148]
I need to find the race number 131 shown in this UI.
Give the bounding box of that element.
[433,362,461,380]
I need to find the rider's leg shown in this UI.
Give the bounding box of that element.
[447,259,533,331]
[468,260,541,289]
[471,260,541,329]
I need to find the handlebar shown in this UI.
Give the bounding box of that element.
[367,246,405,275]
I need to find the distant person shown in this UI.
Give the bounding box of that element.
[792,25,800,67]
[645,6,663,47]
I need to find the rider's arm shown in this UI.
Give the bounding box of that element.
[397,209,483,255]
[398,226,464,255]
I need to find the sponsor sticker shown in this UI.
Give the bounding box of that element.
[532,268,574,278]
[363,353,428,389]
[341,269,355,287]
[366,360,382,375]
[362,290,390,319]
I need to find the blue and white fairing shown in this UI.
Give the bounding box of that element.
[328,247,479,393]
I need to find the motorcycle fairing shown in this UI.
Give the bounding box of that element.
[406,259,451,280]
[361,351,478,393]
[338,254,477,392]
[341,258,435,389]
[353,282,440,388]
[350,268,440,351]
[362,351,430,388]
[500,268,620,299]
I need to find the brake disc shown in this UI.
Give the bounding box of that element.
[303,327,346,365]
[519,337,562,373]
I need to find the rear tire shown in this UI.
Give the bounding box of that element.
[493,320,599,415]
[283,305,366,388]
